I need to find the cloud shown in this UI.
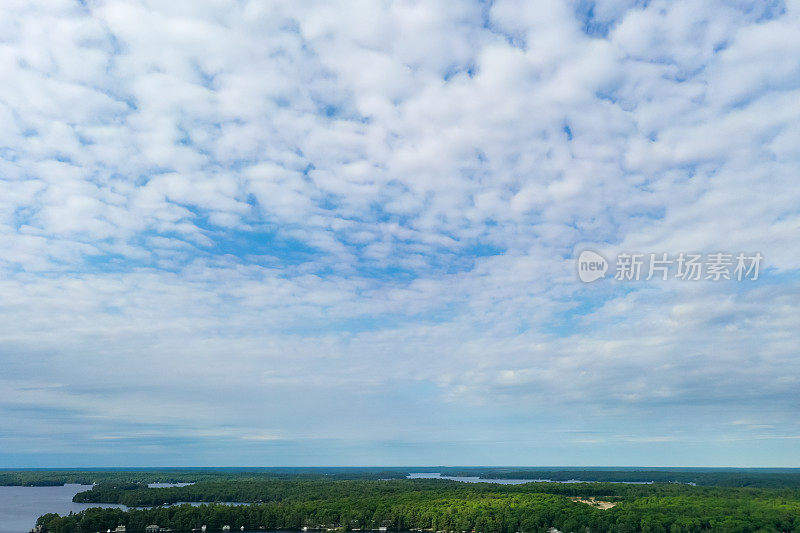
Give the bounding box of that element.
[0,0,798,466]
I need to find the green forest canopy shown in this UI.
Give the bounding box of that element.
[23,470,800,533]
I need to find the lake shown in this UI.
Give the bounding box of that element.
[407,473,535,484]
[407,473,653,484]
[0,484,127,533]
[0,483,201,533]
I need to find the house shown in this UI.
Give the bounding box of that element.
[114,527,126,533]
[222,527,231,532]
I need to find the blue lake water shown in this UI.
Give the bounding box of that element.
[0,484,127,533]
[407,473,653,484]
[0,483,205,533]
[407,473,535,484]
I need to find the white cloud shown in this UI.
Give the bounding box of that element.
[0,0,798,464]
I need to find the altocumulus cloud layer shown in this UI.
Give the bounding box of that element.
[0,0,799,466]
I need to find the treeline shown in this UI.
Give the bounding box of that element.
[0,469,409,487]
[39,484,800,533]
[440,469,800,488]
[72,478,800,507]
[75,479,440,506]
[9,468,800,488]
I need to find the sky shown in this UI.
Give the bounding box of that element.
[0,0,799,468]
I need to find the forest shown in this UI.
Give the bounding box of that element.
[0,468,408,487]
[32,475,800,533]
[7,468,800,489]
[438,469,800,488]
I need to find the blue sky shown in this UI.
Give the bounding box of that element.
[1,0,800,467]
